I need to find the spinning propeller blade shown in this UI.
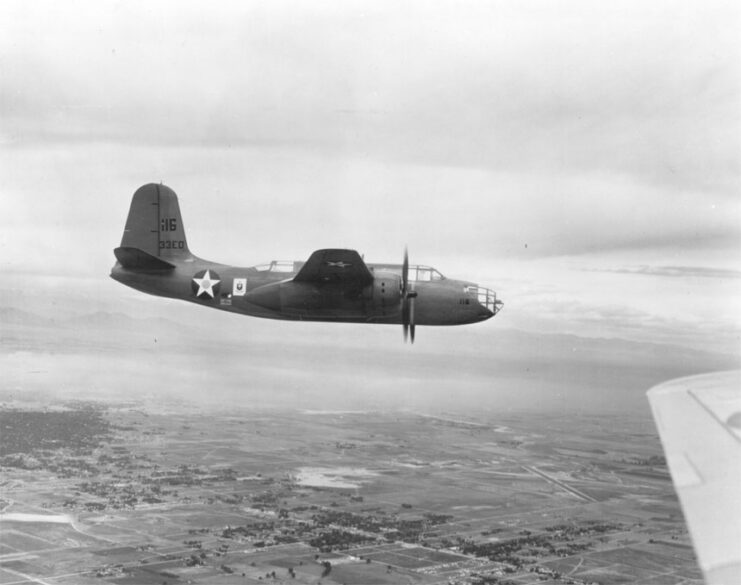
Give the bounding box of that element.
[401,247,417,344]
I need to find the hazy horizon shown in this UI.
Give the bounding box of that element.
[2,298,738,419]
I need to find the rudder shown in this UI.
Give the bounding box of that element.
[119,183,191,262]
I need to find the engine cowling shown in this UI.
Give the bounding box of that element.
[365,271,402,318]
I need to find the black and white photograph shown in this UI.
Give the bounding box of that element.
[1,1,739,584]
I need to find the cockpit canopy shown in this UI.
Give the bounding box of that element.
[254,260,303,273]
[370,264,445,282]
[254,260,445,282]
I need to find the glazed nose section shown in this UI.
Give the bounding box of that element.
[467,285,503,320]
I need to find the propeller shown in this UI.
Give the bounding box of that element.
[401,247,418,343]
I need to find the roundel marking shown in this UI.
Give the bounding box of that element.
[191,269,221,299]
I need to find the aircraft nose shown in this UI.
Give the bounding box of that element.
[467,285,503,320]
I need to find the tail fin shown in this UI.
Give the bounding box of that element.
[114,183,192,269]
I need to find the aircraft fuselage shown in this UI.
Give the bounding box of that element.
[111,258,497,326]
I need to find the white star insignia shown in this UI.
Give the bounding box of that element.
[192,270,220,298]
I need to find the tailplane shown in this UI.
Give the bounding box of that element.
[114,183,192,269]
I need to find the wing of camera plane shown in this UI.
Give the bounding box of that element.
[647,371,741,585]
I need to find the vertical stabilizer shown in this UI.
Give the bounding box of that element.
[119,183,191,262]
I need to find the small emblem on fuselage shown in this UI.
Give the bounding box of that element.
[326,261,351,269]
[233,278,247,296]
[191,269,221,299]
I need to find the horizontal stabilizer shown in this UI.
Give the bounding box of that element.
[114,247,176,270]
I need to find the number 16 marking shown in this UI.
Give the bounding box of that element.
[161,218,177,232]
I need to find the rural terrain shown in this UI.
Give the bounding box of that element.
[2,306,729,585]
[0,399,700,585]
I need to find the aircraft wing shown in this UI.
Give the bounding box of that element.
[647,371,741,585]
[293,249,373,288]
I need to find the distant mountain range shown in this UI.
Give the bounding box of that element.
[1,307,187,333]
[3,306,738,366]
[2,305,738,415]
[0,307,60,328]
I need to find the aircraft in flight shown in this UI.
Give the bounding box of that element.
[111,184,502,342]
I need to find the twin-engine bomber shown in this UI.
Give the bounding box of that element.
[111,183,503,342]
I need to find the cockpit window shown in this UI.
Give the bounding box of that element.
[271,261,295,273]
[412,266,444,281]
[255,261,299,273]
[373,264,445,281]
[416,268,432,282]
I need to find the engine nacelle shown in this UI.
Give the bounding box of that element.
[364,271,402,318]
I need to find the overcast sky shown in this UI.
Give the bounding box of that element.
[1,0,739,357]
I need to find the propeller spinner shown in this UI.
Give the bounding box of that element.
[401,247,418,343]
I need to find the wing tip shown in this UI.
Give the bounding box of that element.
[647,370,741,399]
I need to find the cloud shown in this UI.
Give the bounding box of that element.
[1,0,738,196]
[510,294,741,356]
[589,265,741,279]
[2,1,737,265]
